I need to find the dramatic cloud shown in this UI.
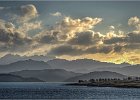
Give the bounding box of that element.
[46,16,140,64]
[128,16,140,34]
[0,4,38,23]
[68,31,103,46]
[86,45,113,54]
[17,21,42,33]
[34,30,59,44]
[48,45,84,56]
[68,31,93,45]
[87,44,123,54]
[127,32,140,43]
[104,31,140,45]
[0,21,31,42]
[0,25,32,53]
[0,4,41,54]
[128,16,139,26]
[0,4,140,64]
[104,37,126,44]
[0,4,41,35]
[55,17,102,39]
[35,16,102,44]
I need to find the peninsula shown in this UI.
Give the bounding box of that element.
[66,77,140,88]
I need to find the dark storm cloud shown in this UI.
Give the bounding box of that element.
[48,44,114,57]
[104,37,126,44]
[124,43,140,50]
[41,35,56,43]
[104,32,140,45]
[114,45,123,52]
[127,33,140,43]
[35,31,60,44]
[0,21,32,53]
[86,45,113,54]
[0,28,31,45]
[48,45,84,56]
[68,31,93,45]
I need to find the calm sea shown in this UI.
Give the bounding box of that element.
[0,82,140,99]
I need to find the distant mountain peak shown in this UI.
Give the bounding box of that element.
[49,58,130,65]
[0,59,51,73]
[65,71,127,82]
[47,59,130,73]
[0,54,55,65]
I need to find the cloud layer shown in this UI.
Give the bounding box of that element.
[0,4,140,64]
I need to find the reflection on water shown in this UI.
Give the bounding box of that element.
[0,82,140,99]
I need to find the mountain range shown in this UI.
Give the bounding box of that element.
[47,59,129,73]
[0,74,44,82]
[95,64,140,76]
[10,70,127,82]
[0,59,51,73]
[0,54,139,82]
[10,69,81,82]
[0,54,55,65]
[65,71,127,82]
[0,54,130,73]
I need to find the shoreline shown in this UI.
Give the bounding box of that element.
[65,82,140,88]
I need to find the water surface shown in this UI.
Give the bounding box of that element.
[0,82,140,99]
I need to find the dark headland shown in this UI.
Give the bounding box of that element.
[66,77,140,88]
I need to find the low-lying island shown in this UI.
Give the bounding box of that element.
[66,78,140,88]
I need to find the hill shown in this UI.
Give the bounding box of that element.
[65,71,127,82]
[0,59,51,73]
[10,69,82,82]
[95,64,140,76]
[47,59,129,73]
[0,74,43,82]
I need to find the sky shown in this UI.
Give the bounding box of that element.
[0,1,140,64]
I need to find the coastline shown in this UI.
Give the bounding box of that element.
[66,82,140,88]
